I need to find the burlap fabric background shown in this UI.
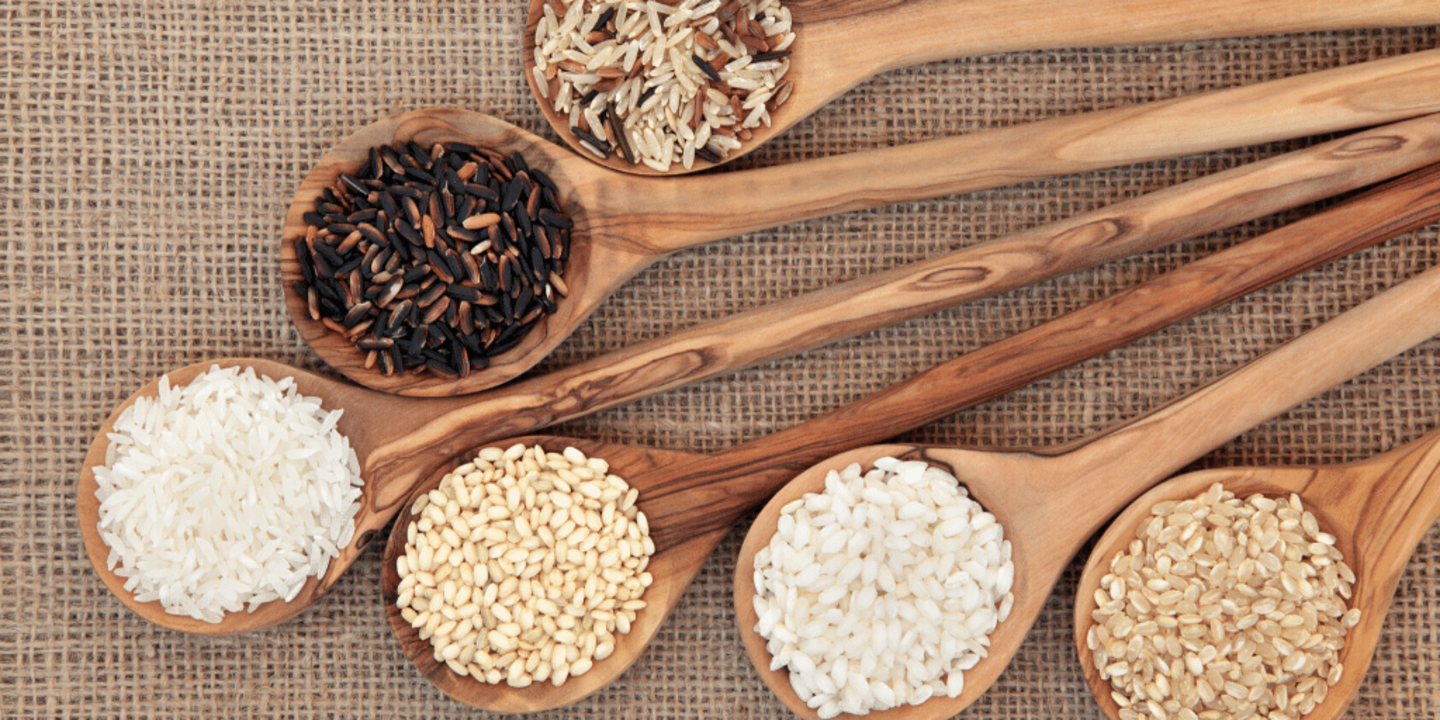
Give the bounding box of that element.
[5,2,1440,717]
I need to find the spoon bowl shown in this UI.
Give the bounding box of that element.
[522,0,1440,175]
[731,257,1440,718]
[284,50,1440,396]
[381,434,705,712]
[734,444,1039,720]
[75,358,394,636]
[281,111,604,399]
[1074,429,1440,720]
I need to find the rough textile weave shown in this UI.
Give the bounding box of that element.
[2,2,1439,717]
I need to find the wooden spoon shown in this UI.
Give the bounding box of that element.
[81,132,1440,636]
[733,243,1440,719]
[523,0,1440,175]
[1074,426,1440,720]
[378,166,1440,711]
[284,47,1440,397]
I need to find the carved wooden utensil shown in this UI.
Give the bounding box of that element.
[284,48,1440,396]
[733,232,1440,720]
[378,166,1440,711]
[80,131,1440,637]
[1075,422,1440,720]
[523,0,1440,175]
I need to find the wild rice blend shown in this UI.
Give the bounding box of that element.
[532,0,795,171]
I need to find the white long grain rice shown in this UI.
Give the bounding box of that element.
[93,364,364,623]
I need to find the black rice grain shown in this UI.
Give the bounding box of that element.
[294,141,573,380]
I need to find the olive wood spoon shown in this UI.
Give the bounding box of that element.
[83,135,1440,636]
[523,0,1440,175]
[379,166,1440,711]
[1075,425,1440,720]
[735,251,1440,719]
[284,47,1440,397]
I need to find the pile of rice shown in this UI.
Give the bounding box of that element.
[532,0,796,171]
[751,458,1015,717]
[92,364,364,623]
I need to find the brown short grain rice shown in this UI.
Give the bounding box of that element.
[1087,483,1359,720]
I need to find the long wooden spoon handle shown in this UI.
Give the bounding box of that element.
[795,0,1440,87]
[638,163,1440,549]
[620,47,1440,250]
[1311,428,1440,560]
[361,117,1440,510]
[1031,187,1440,530]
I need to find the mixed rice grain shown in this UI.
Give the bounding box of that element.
[533,0,795,171]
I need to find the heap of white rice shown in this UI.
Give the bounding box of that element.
[92,364,364,623]
[751,458,1014,718]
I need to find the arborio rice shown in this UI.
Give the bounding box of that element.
[93,365,363,623]
[1088,483,1360,720]
[533,0,796,171]
[751,458,1014,718]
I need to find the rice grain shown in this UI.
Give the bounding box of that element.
[93,365,364,623]
[752,458,1013,718]
[535,0,795,170]
[1089,483,1358,720]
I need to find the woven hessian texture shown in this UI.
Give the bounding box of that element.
[4,1,1440,717]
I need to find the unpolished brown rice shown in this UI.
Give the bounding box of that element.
[1088,483,1360,720]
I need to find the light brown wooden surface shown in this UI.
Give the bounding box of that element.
[284,49,1440,397]
[735,236,1440,720]
[1074,425,1440,720]
[523,0,1440,175]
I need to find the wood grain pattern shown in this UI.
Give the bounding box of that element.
[86,139,1440,637]
[353,116,1440,497]
[288,49,1440,397]
[642,164,1440,551]
[1074,423,1440,720]
[733,214,1440,720]
[523,0,1440,175]
[376,167,1440,711]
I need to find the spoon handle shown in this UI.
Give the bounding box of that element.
[1304,428,1440,581]
[1030,195,1440,535]
[796,0,1440,86]
[618,47,1440,251]
[636,162,1440,551]
[361,117,1440,512]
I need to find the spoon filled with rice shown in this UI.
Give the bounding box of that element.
[733,241,1440,719]
[522,0,1440,175]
